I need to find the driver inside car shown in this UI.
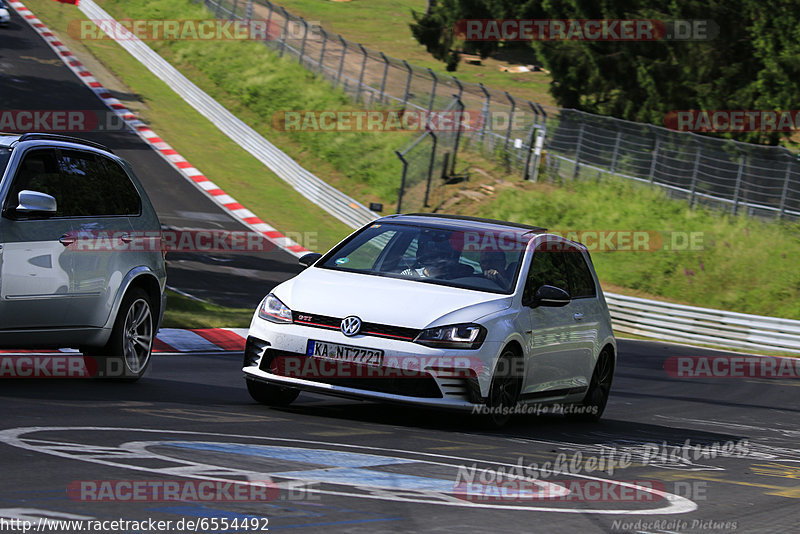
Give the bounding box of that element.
[401,233,454,278]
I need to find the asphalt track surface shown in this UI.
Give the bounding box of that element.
[1,6,799,534]
[0,9,302,309]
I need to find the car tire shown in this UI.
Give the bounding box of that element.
[87,287,154,382]
[482,349,523,428]
[246,378,300,406]
[570,349,613,422]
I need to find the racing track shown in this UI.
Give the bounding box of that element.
[1,5,799,533]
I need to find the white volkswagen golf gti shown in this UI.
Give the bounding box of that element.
[243,214,615,425]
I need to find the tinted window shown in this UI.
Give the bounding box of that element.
[99,156,141,216]
[524,247,569,302]
[0,148,10,177]
[7,149,66,217]
[57,150,140,217]
[564,249,597,298]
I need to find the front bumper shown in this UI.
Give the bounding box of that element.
[242,318,499,410]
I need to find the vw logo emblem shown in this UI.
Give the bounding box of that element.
[341,316,362,337]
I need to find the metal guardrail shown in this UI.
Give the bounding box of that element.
[75,1,800,355]
[606,293,800,354]
[79,0,377,231]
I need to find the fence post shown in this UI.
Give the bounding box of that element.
[299,20,309,64]
[395,150,408,214]
[523,122,537,180]
[402,60,413,108]
[503,92,516,151]
[689,145,701,207]
[262,1,272,40]
[779,158,793,219]
[231,0,239,18]
[648,128,661,183]
[356,44,368,105]
[336,36,347,86]
[609,130,622,176]
[451,96,464,175]
[317,29,327,73]
[378,52,390,106]
[424,131,438,207]
[732,153,745,215]
[279,8,290,57]
[215,0,223,18]
[247,0,254,20]
[572,114,585,180]
[478,83,490,143]
[427,69,438,112]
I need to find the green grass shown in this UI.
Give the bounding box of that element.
[467,175,800,319]
[24,0,353,251]
[273,0,555,106]
[161,290,253,328]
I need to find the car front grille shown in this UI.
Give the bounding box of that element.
[292,311,420,342]
[259,348,443,399]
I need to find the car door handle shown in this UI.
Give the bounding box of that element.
[118,234,133,243]
[59,234,76,246]
[573,313,584,321]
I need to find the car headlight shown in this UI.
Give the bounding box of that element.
[414,324,486,349]
[258,294,293,323]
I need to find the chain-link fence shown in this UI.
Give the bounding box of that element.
[196,0,800,219]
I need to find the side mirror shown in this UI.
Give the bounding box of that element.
[15,190,57,214]
[298,252,322,267]
[528,285,570,308]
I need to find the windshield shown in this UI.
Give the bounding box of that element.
[319,222,529,294]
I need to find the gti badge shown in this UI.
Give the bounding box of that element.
[341,316,362,337]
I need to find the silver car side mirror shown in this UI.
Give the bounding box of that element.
[16,190,57,213]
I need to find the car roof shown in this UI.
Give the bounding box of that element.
[0,133,113,154]
[376,213,547,235]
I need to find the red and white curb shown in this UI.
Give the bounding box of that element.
[8,0,311,257]
[0,328,248,355]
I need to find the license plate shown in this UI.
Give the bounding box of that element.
[306,340,384,366]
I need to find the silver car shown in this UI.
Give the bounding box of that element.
[0,133,166,380]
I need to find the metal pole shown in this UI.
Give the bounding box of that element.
[648,129,661,183]
[318,29,327,73]
[504,92,515,151]
[779,158,793,219]
[395,150,408,213]
[609,130,622,176]
[523,123,537,180]
[279,8,290,57]
[215,0,223,18]
[478,83,490,142]
[231,0,239,18]
[402,61,413,108]
[732,154,745,215]
[424,132,438,207]
[299,20,309,63]
[356,44,368,105]
[451,96,464,176]
[379,52,390,106]
[689,146,701,207]
[427,68,438,112]
[572,115,585,180]
[336,36,347,86]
